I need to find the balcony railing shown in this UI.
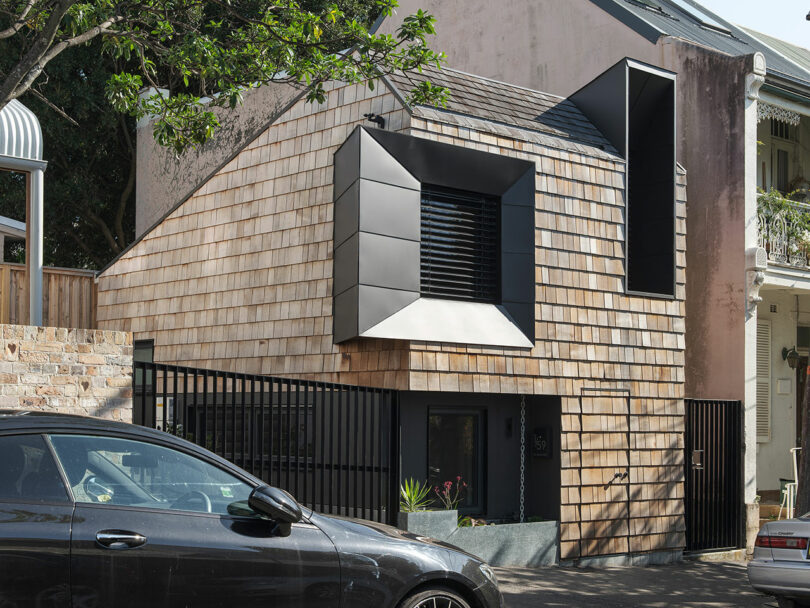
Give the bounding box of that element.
[758,203,810,269]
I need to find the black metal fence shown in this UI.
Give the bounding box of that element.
[133,362,400,524]
[684,399,743,552]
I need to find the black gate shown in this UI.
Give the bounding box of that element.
[684,399,742,551]
[133,362,400,525]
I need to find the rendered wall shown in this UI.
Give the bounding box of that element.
[135,83,303,237]
[0,325,132,421]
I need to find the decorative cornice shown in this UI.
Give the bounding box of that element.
[746,52,767,100]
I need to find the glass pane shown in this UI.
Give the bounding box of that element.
[428,412,479,510]
[0,434,68,503]
[49,435,251,515]
[798,326,810,349]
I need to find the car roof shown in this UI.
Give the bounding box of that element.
[0,410,154,435]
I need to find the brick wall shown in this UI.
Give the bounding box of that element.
[97,78,686,560]
[0,325,133,421]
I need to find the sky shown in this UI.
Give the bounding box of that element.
[697,0,810,49]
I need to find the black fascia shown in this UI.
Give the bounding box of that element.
[362,127,535,200]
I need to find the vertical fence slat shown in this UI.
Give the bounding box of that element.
[133,361,396,524]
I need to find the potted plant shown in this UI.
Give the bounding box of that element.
[396,478,457,538]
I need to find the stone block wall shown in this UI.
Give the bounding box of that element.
[0,325,133,421]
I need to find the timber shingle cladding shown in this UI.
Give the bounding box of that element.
[98,72,686,560]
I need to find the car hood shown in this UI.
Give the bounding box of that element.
[307,511,494,608]
[310,512,482,561]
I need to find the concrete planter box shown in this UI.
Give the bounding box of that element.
[449,521,558,567]
[398,511,558,567]
[397,510,458,539]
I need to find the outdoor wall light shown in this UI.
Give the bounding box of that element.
[783,346,801,369]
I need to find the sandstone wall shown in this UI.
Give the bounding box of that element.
[0,325,133,421]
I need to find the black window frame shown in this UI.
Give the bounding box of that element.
[420,185,501,304]
[426,407,487,516]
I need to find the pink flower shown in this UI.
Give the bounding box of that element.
[456,475,462,481]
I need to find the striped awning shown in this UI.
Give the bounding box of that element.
[0,99,42,161]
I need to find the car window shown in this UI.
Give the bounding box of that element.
[48,434,252,515]
[0,434,68,503]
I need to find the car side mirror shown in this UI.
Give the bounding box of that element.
[248,486,302,536]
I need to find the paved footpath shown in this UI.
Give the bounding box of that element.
[495,561,777,608]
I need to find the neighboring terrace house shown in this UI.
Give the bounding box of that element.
[96,64,688,564]
[740,28,810,509]
[378,0,809,552]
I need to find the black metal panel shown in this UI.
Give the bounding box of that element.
[133,361,400,525]
[570,60,628,157]
[364,127,535,196]
[684,399,743,552]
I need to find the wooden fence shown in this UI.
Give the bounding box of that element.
[0,263,96,329]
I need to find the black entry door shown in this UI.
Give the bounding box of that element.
[684,399,742,551]
[70,506,340,608]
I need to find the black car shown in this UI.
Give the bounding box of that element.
[0,410,501,608]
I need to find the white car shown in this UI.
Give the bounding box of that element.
[749,516,810,608]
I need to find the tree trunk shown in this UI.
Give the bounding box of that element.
[796,363,810,516]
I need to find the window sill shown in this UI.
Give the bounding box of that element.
[359,297,533,348]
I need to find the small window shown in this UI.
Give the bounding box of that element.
[428,410,485,513]
[420,186,499,302]
[134,339,154,395]
[776,149,790,193]
[771,120,796,142]
[49,435,252,515]
[0,435,69,503]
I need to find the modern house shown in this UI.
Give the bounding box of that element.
[378,0,810,551]
[96,63,687,564]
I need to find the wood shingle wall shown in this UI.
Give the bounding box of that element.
[98,79,686,560]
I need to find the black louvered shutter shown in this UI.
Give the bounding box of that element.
[420,186,499,302]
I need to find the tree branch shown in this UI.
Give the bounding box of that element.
[27,87,79,125]
[8,15,126,102]
[0,0,37,39]
[0,0,76,108]
[67,230,105,268]
[114,114,135,246]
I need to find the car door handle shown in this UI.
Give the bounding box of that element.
[96,530,147,550]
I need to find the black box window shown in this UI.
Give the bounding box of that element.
[420,186,499,303]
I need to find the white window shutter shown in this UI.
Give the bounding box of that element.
[756,321,772,442]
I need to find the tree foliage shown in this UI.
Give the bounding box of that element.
[0,0,448,154]
[0,40,136,268]
[0,0,446,268]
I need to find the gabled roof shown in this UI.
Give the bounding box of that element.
[740,27,810,78]
[386,65,614,152]
[593,0,810,88]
